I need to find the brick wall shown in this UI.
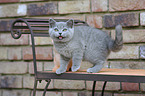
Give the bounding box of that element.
[0,0,145,96]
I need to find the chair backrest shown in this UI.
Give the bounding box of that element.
[11,18,88,76]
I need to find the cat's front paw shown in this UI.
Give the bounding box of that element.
[72,65,80,72]
[87,68,100,73]
[56,68,66,74]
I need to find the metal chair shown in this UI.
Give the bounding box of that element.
[10,18,107,96]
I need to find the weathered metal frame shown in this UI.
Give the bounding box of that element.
[11,18,105,96]
[10,18,145,96]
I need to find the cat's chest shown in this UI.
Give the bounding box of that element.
[55,44,74,58]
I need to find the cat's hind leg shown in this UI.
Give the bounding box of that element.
[87,60,105,73]
[56,55,70,74]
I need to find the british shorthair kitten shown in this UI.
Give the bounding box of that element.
[49,19,123,74]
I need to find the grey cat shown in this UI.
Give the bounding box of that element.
[49,19,123,74]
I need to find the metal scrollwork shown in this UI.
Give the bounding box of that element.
[11,18,32,39]
[11,29,22,39]
[11,19,23,39]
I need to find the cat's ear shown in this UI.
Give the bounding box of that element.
[66,19,74,28]
[49,18,56,28]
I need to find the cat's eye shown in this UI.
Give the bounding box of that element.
[54,28,59,32]
[63,29,67,32]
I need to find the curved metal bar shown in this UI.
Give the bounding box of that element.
[74,20,89,26]
[11,18,37,76]
[33,79,38,96]
[11,19,23,39]
[92,81,96,96]
[101,81,107,96]
[42,79,51,96]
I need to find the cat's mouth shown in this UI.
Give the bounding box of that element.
[57,36,63,40]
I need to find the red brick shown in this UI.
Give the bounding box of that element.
[22,47,53,60]
[140,12,145,26]
[86,81,120,91]
[8,47,22,60]
[111,29,145,43]
[0,4,27,17]
[78,91,112,96]
[0,76,22,88]
[140,45,145,59]
[35,91,61,96]
[103,13,139,28]
[109,0,145,12]
[29,36,53,45]
[44,62,54,71]
[86,15,102,28]
[110,61,145,69]
[54,80,85,89]
[0,0,19,3]
[140,83,145,91]
[91,0,108,12]
[27,2,57,16]
[0,47,7,60]
[0,33,29,45]
[32,15,86,21]
[63,91,78,96]
[108,45,139,59]
[3,90,30,96]
[23,75,53,89]
[22,47,32,60]
[28,62,43,74]
[0,62,28,74]
[59,0,90,14]
[121,82,139,91]
[78,91,91,96]
[0,20,12,32]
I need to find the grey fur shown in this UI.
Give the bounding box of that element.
[49,19,123,74]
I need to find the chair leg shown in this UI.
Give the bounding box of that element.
[92,81,96,96]
[101,81,107,96]
[33,79,38,96]
[42,79,51,96]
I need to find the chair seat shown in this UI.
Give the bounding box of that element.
[36,68,145,83]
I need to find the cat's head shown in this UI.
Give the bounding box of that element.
[49,19,74,42]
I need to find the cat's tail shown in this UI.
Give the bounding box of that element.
[109,25,123,52]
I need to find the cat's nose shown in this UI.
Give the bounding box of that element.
[59,33,62,35]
